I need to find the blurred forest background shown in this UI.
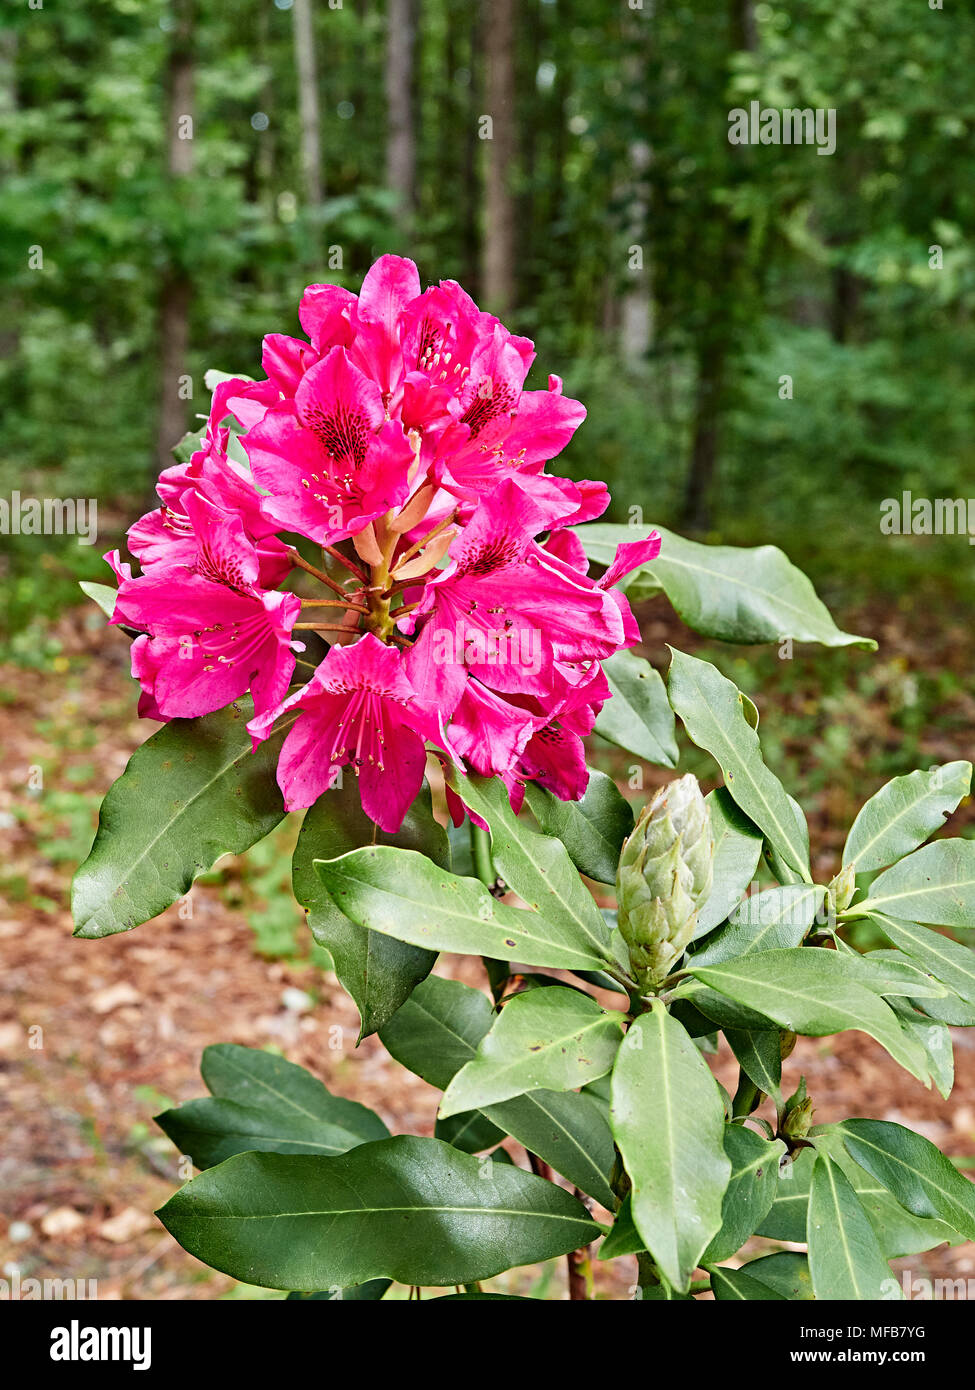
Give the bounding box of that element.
[2,0,975,654]
[4,0,975,1299]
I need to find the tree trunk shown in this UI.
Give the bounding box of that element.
[156,0,195,479]
[681,0,756,531]
[292,0,323,210]
[461,4,480,289]
[481,0,515,314]
[385,0,417,235]
[618,15,653,362]
[681,337,725,532]
[618,138,653,362]
[830,265,861,345]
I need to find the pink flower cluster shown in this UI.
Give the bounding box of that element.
[108,256,659,831]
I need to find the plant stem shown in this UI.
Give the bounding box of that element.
[287,547,351,598]
[470,820,508,1001]
[300,598,370,614]
[732,1072,761,1118]
[293,622,360,633]
[322,543,368,582]
[567,1244,592,1301]
[567,1187,594,1300]
[470,821,496,888]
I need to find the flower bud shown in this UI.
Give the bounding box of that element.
[829,863,856,915]
[781,1075,814,1141]
[616,774,714,989]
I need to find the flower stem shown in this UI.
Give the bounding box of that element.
[287,547,351,599]
[293,622,360,634]
[322,544,368,583]
[300,598,370,615]
[393,511,457,570]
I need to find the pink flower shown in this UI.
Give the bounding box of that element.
[503,662,612,809]
[248,633,439,831]
[242,346,414,545]
[219,255,591,524]
[111,493,299,721]
[405,479,627,712]
[128,432,291,588]
[106,254,664,833]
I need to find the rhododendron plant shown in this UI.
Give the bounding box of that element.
[74,259,975,1308]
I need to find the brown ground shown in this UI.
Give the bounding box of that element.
[1,602,974,1300]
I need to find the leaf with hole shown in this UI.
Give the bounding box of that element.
[439,987,624,1117]
[843,763,972,873]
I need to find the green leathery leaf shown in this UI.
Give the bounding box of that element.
[293,778,448,1039]
[868,913,975,1008]
[690,884,824,967]
[842,763,972,873]
[758,1139,958,1256]
[315,845,614,973]
[379,974,494,1091]
[78,579,119,620]
[524,771,634,886]
[666,650,811,882]
[734,1252,814,1300]
[434,1110,507,1155]
[483,1091,617,1211]
[597,1195,645,1260]
[72,700,292,939]
[693,789,764,940]
[686,948,931,1083]
[855,840,975,930]
[577,523,874,648]
[450,773,615,965]
[610,1002,731,1291]
[709,1264,786,1301]
[807,1152,898,1300]
[724,1028,783,1107]
[157,1136,598,1289]
[833,944,950,999]
[702,1125,786,1263]
[156,1044,388,1169]
[837,1119,975,1240]
[763,794,811,887]
[439,986,624,1117]
[378,976,617,1208]
[889,1004,953,1099]
[591,649,678,767]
